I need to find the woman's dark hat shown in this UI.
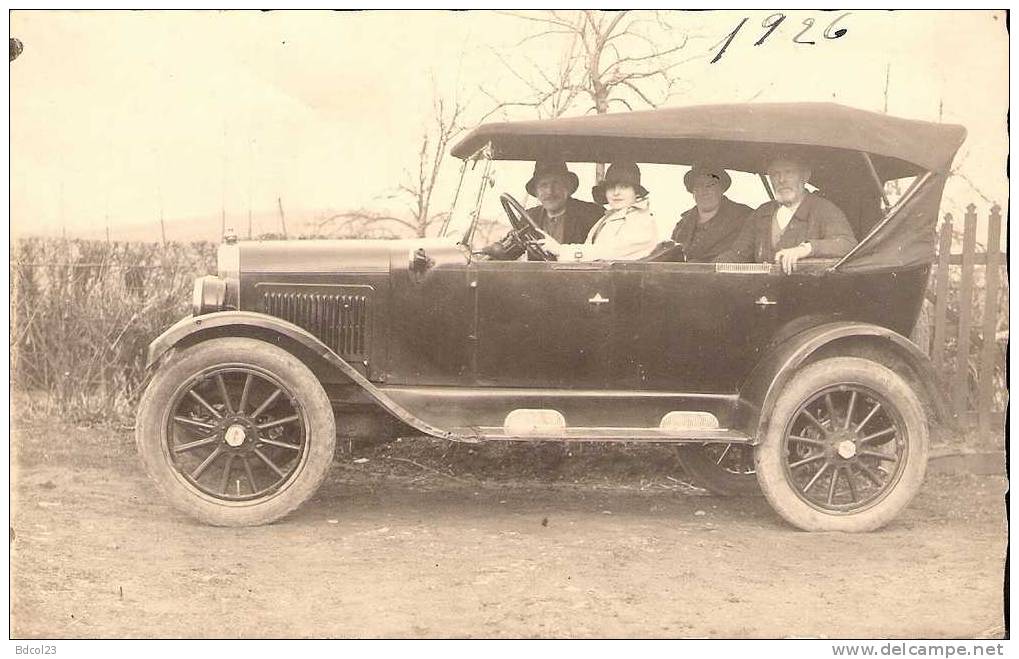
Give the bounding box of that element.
[592,161,649,205]
[684,165,732,193]
[525,161,580,197]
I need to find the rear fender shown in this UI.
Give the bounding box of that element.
[146,311,471,442]
[736,321,956,442]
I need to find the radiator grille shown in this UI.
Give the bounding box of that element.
[260,288,371,359]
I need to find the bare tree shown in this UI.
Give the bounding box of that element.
[318,93,466,239]
[481,10,697,123]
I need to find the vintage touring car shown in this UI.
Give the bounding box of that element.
[136,103,966,531]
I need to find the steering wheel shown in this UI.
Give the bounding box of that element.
[499,193,556,261]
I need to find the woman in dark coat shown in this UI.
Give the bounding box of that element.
[670,165,753,262]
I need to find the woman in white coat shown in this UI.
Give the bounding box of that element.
[537,161,658,262]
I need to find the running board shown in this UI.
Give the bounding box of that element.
[447,427,753,443]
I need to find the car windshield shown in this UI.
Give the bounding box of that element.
[440,146,494,243]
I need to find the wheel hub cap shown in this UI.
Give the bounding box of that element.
[836,439,857,459]
[224,424,247,448]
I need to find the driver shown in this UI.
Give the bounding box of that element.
[538,161,659,262]
[480,161,602,260]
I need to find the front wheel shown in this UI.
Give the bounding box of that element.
[136,337,336,526]
[755,357,929,532]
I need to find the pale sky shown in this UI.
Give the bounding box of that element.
[9,10,1008,241]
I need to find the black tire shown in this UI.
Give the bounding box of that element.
[755,357,929,532]
[136,337,336,526]
[676,443,761,496]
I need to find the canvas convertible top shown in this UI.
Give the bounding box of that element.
[452,103,968,272]
[453,102,966,179]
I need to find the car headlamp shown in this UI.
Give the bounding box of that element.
[191,275,227,316]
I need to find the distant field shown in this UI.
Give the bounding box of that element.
[12,207,332,243]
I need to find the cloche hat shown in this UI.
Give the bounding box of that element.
[592,161,649,205]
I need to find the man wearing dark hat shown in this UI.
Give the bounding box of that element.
[669,165,753,262]
[480,161,603,260]
[716,154,857,273]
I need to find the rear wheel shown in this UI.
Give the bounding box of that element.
[136,337,336,526]
[755,357,928,532]
[676,443,761,496]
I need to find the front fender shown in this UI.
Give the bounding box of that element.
[736,321,956,442]
[147,311,339,369]
[145,311,474,443]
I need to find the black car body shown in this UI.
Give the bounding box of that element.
[137,103,966,531]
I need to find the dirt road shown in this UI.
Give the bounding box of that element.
[10,424,1007,639]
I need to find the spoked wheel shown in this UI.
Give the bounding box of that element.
[168,366,310,501]
[782,386,908,511]
[756,357,928,532]
[137,338,336,526]
[676,442,761,496]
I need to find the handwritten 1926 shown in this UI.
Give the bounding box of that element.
[710,12,850,64]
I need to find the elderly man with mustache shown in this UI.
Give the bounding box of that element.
[716,154,857,273]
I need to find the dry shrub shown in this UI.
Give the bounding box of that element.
[11,238,216,422]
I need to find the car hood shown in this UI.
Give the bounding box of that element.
[229,237,465,275]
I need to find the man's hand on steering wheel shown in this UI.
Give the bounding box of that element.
[499,193,556,261]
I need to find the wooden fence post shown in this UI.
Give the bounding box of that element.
[952,204,978,421]
[978,205,1003,435]
[931,214,953,371]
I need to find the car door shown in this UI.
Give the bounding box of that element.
[383,259,476,386]
[634,262,782,393]
[472,260,618,389]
